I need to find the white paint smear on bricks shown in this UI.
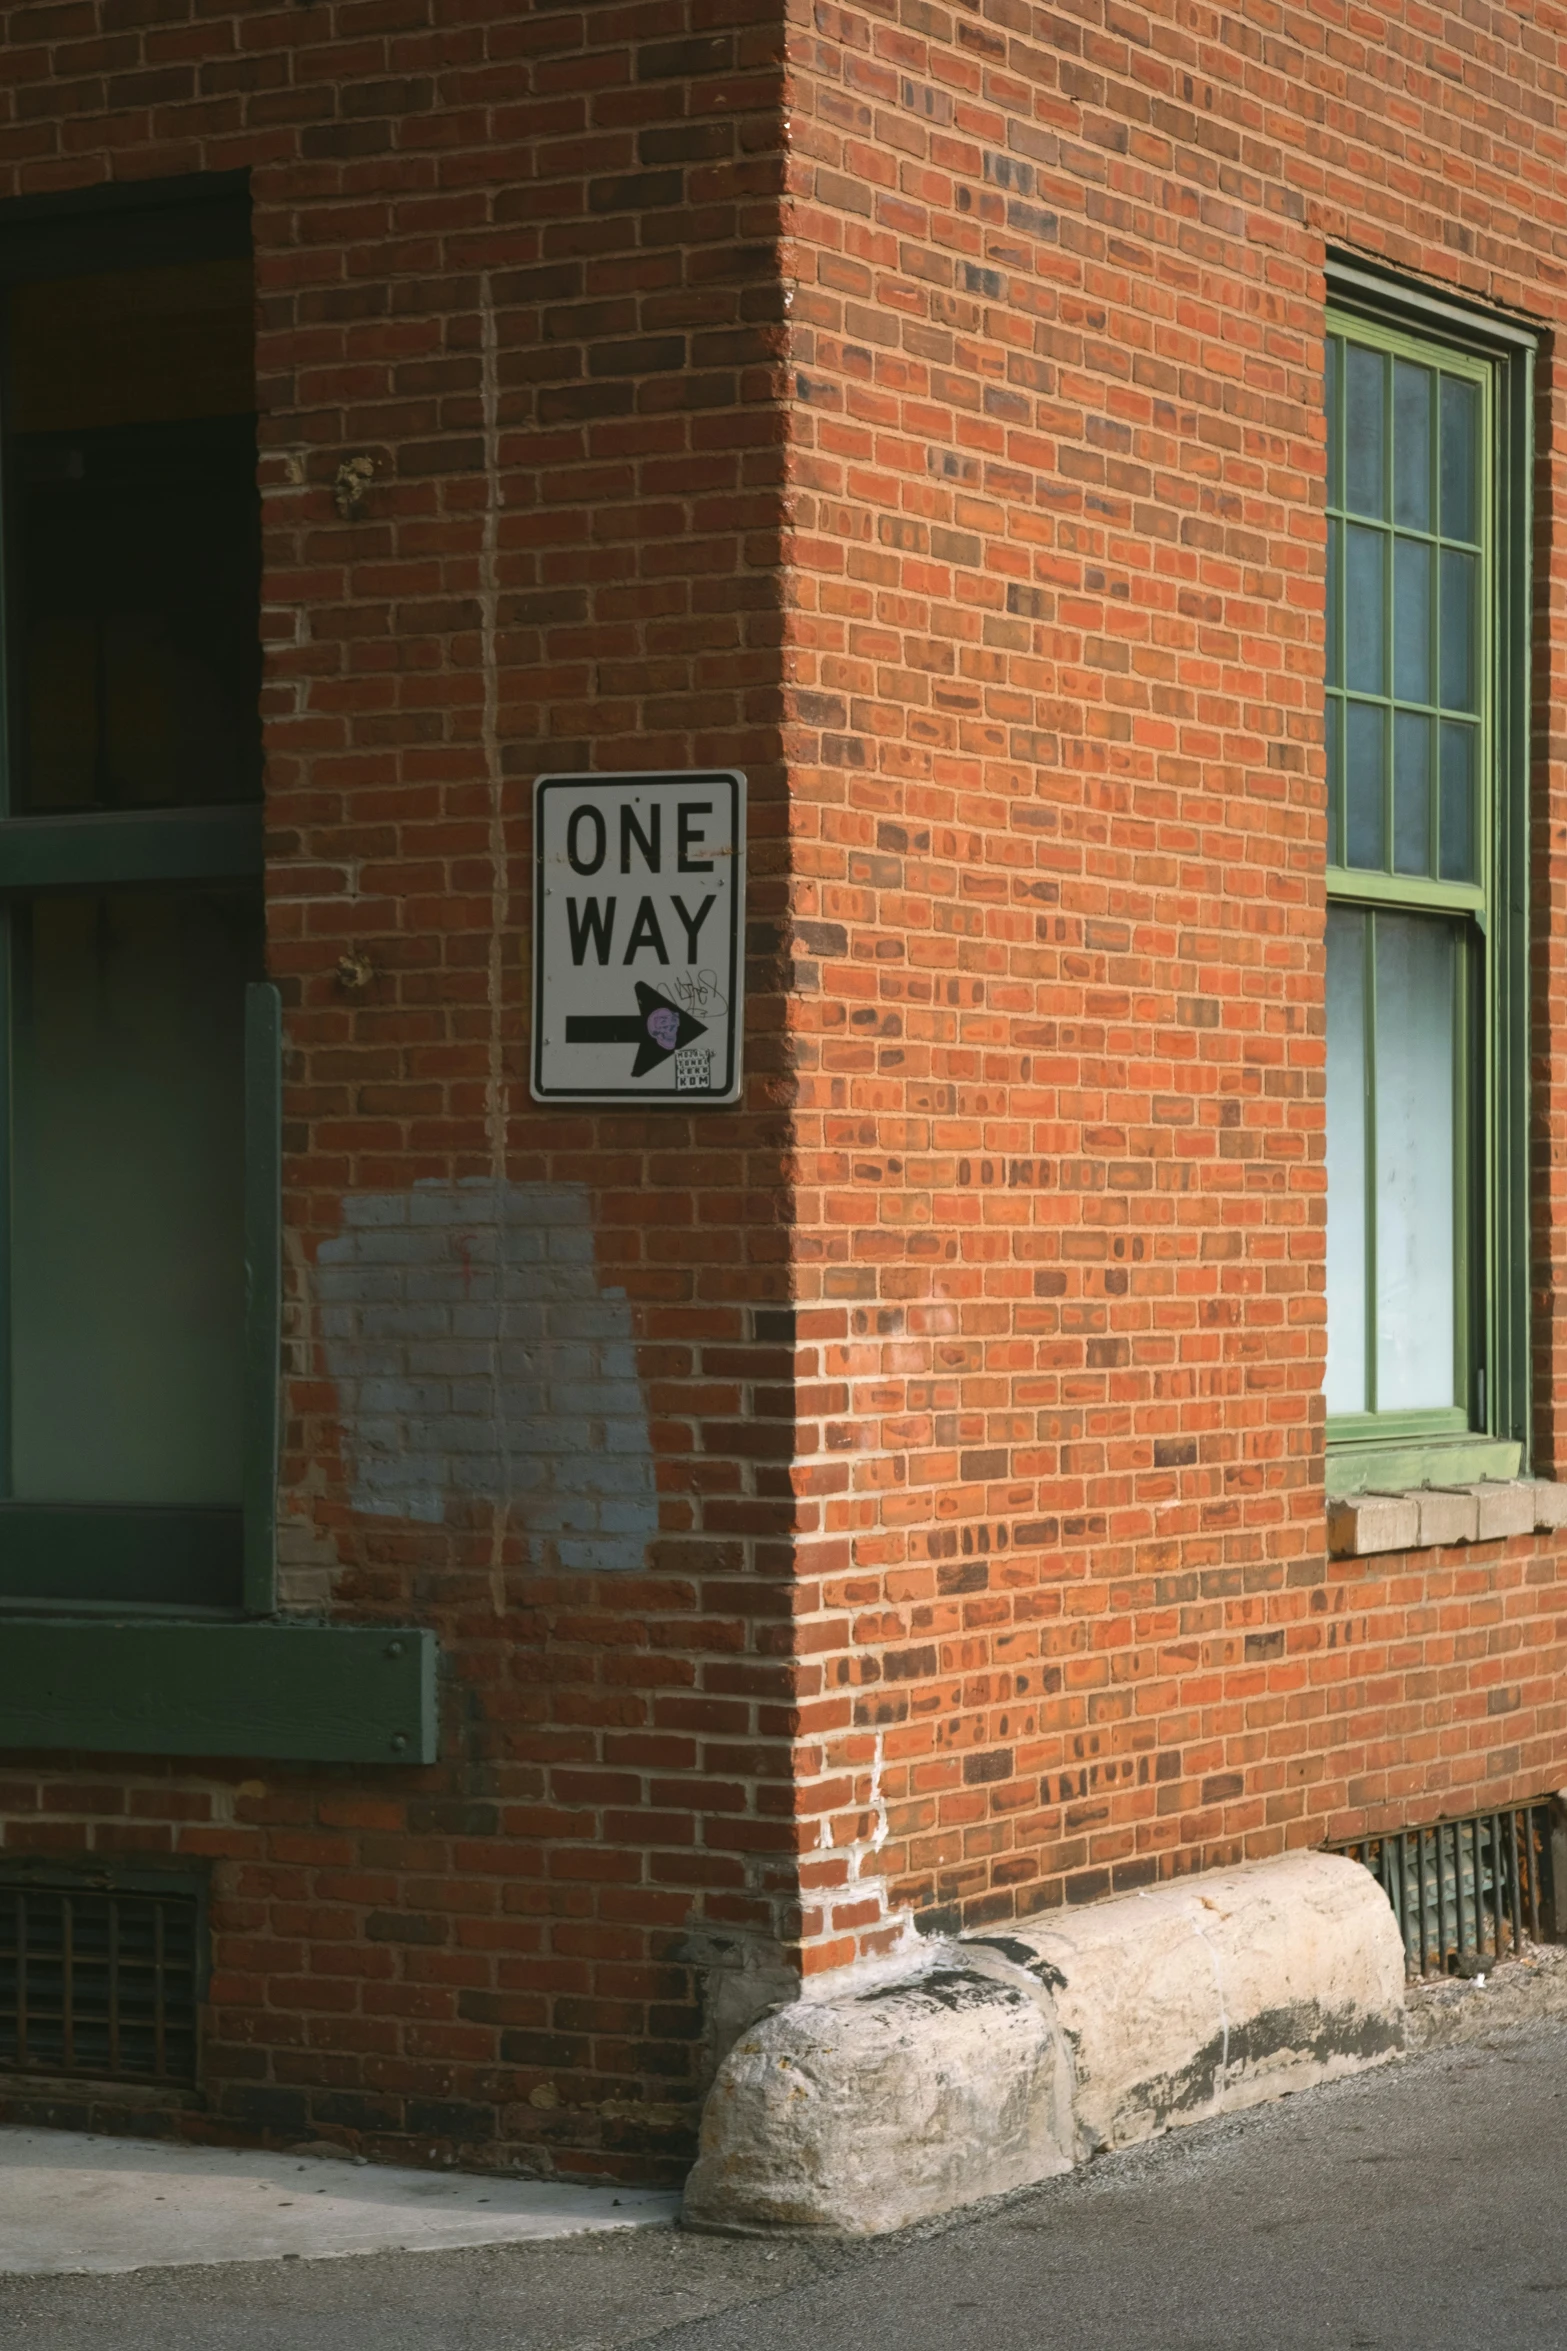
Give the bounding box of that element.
[0,2129,680,2274]
[317,1179,659,1572]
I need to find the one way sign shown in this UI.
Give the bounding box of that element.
[531,771,745,1104]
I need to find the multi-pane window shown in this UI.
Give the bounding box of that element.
[1324,294,1527,1478]
[0,183,274,1610]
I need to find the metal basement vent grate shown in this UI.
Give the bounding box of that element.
[1332,1804,1555,1978]
[0,1882,200,2083]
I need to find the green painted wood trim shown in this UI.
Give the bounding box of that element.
[0,805,262,892]
[1491,338,1533,1460]
[243,982,281,1613]
[0,1620,439,1761]
[1325,255,1540,355]
[1329,1405,1471,1446]
[1325,1437,1521,1499]
[0,1504,240,1606]
[0,902,12,1501]
[1323,288,1534,1469]
[1324,868,1485,921]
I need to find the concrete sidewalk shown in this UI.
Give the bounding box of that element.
[0,2128,678,2273]
[3,2021,1567,2349]
[2,1955,1566,2349]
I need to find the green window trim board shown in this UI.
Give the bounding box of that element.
[1324,1436,1522,1501]
[243,979,280,1614]
[0,1619,439,1763]
[1322,258,1534,1494]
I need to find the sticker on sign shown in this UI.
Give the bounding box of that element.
[532,771,745,1105]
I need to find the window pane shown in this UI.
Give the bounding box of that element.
[1439,721,1476,883]
[1394,712,1431,876]
[1374,914,1456,1413]
[1345,344,1385,517]
[1326,518,1340,690]
[1326,908,1368,1416]
[1393,359,1432,530]
[1326,698,1341,866]
[9,888,261,1504]
[1345,526,1385,694]
[3,261,261,816]
[1440,548,1476,711]
[1393,536,1430,703]
[1326,335,1341,509]
[1345,701,1385,868]
[1440,376,1478,542]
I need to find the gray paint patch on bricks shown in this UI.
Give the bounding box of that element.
[317,1178,658,1572]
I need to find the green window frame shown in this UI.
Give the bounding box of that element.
[0,175,436,1761]
[1324,263,1534,1498]
[0,181,273,1614]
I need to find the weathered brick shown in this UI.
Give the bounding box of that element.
[0,0,793,2194]
[7,0,1567,2193]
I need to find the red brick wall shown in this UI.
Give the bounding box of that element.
[4,0,1567,2186]
[780,0,1567,1973]
[0,0,796,2183]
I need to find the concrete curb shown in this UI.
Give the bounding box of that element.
[998,1851,1406,2157]
[683,1854,1407,2236]
[679,1956,1072,2237]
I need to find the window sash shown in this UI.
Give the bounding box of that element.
[1325,307,1496,1455]
[1325,317,1494,913]
[1325,903,1476,1434]
[0,805,259,893]
[0,939,278,1613]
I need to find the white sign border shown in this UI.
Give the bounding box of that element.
[529,768,746,1107]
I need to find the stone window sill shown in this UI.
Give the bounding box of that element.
[1327,1479,1567,1560]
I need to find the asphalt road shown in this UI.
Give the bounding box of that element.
[4,2018,1566,2351]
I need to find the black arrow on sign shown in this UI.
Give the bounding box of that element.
[565,981,708,1077]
